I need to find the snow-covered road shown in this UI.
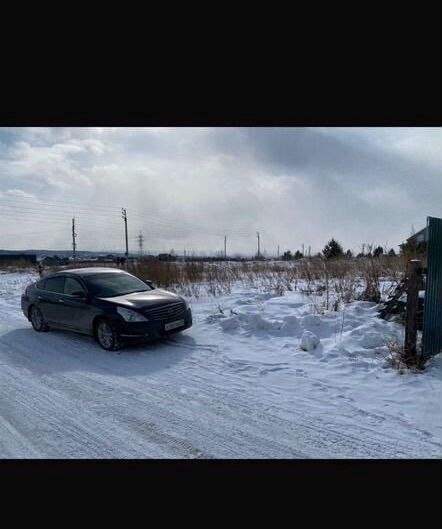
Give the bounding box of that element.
[0,272,441,458]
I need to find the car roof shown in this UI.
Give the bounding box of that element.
[49,267,129,278]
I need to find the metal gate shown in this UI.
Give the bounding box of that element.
[422,216,442,358]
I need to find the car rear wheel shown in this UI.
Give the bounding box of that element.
[30,306,48,332]
[95,320,122,351]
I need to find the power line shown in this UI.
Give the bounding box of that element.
[0,227,68,238]
[1,194,270,252]
[0,203,123,222]
[129,212,254,238]
[1,201,255,239]
[0,208,123,229]
[0,194,121,212]
[0,195,262,239]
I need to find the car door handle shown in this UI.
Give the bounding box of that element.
[37,295,43,300]
[57,298,65,303]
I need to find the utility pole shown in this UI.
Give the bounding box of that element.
[72,217,77,261]
[302,243,304,256]
[224,235,227,260]
[121,208,129,263]
[256,231,260,259]
[137,231,144,256]
[277,245,279,259]
[308,246,311,258]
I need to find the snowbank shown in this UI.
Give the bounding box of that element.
[0,272,440,458]
[300,330,320,351]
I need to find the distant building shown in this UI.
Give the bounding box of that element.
[406,227,428,246]
[400,226,428,263]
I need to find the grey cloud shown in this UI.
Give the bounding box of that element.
[0,127,440,254]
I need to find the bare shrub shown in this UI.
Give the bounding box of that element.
[383,338,427,371]
[38,251,407,306]
[0,258,36,272]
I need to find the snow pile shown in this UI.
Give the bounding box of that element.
[300,330,320,351]
[219,316,240,331]
[359,331,387,350]
[0,272,440,459]
[279,314,301,333]
[300,314,322,327]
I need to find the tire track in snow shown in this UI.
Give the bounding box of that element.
[0,273,440,458]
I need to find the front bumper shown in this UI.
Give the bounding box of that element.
[112,308,192,342]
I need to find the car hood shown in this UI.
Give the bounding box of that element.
[98,289,182,309]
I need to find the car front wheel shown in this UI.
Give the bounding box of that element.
[95,320,122,351]
[30,306,48,332]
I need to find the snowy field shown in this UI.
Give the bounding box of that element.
[0,271,441,458]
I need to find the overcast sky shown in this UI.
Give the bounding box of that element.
[0,127,440,256]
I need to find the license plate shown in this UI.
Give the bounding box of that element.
[164,319,185,331]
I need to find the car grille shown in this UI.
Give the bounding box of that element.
[144,301,185,322]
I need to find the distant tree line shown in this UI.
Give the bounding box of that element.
[281,239,399,261]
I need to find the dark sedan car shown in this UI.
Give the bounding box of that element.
[21,267,192,350]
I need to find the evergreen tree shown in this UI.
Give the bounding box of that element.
[294,250,303,260]
[388,248,396,256]
[400,239,427,257]
[345,249,353,258]
[322,238,344,259]
[282,250,293,261]
[373,246,384,258]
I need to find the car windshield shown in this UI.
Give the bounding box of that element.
[83,272,152,298]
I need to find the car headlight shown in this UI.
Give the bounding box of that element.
[184,298,191,310]
[116,307,149,322]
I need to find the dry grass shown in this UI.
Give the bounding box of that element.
[0,259,37,272]
[383,338,427,371]
[39,254,407,306]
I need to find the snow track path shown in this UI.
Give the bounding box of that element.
[0,272,440,458]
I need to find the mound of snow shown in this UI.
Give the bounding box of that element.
[246,313,277,331]
[300,330,320,351]
[255,293,274,302]
[278,314,301,333]
[359,331,387,349]
[353,302,376,314]
[282,315,300,326]
[301,314,322,327]
[219,317,240,331]
[206,313,227,324]
[234,299,253,306]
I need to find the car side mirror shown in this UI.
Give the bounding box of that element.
[145,280,155,289]
[71,290,90,301]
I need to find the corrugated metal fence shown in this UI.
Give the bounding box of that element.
[422,216,442,358]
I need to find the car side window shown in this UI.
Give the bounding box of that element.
[36,280,46,289]
[44,276,65,294]
[64,277,85,296]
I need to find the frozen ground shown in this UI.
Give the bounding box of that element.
[0,271,441,458]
